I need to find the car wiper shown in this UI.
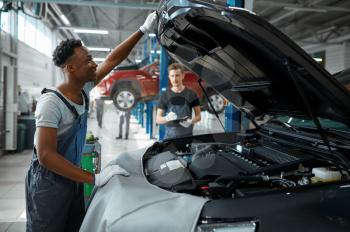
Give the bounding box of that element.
[295,125,350,141]
[284,59,350,171]
[256,130,350,172]
[267,118,350,143]
[267,118,300,133]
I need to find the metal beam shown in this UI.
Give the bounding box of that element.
[269,0,330,24]
[121,12,147,29]
[289,14,350,41]
[10,0,158,10]
[96,8,117,27]
[269,9,298,24]
[283,7,327,13]
[89,6,98,26]
[255,0,350,13]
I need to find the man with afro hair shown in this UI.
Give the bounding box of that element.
[25,12,156,232]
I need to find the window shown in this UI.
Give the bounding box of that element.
[17,11,53,56]
[25,16,36,47]
[18,12,25,41]
[0,11,10,33]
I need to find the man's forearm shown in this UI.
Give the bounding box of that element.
[192,116,201,124]
[107,30,143,66]
[192,106,201,124]
[39,151,94,184]
[156,116,168,125]
[95,30,144,83]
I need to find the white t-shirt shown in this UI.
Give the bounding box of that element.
[33,82,94,147]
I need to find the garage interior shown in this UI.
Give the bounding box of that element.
[0,0,349,231]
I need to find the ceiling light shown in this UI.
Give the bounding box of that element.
[313,58,323,62]
[60,14,70,26]
[74,29,109,34]
[148,33,156,37]
[94,58,106,62]
[151,50,161,54]
[135,59,142,63]
[87,47,111,52]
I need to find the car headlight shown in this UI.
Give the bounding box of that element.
[196,221,257,232]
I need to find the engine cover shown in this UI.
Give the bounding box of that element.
[145,151,195,190]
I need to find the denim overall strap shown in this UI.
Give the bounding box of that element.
[41,88,79,119]
[25,88,89,232]
[38,88,89,165]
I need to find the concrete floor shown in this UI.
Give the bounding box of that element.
[0,103,224,232]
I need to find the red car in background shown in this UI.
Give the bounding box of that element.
[95,62,225,113]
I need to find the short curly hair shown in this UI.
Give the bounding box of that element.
[52,39,82,67]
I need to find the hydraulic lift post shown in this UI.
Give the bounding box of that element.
[224,0,244,133]
[158,47,169,140]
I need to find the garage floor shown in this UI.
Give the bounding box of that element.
[0,103,224,232]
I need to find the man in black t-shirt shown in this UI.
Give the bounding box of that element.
[156,63,201,139]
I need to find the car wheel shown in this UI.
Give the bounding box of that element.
[112,87,138,111]
[204,91,225,114]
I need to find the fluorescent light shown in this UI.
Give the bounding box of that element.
[74,29,109,34]
[148,33,156,37]
[87,47,111,52]
[135,59,142,63]
[94,58,105,62]
[60,14,70,26]
[151,50,161,54]
[313,58,323,62]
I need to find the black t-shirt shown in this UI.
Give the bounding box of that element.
[159,88,200,138]
[158,88,200,111]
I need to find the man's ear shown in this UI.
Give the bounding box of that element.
[66,64,75,73]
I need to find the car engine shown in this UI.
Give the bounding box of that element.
[144,137,347,199]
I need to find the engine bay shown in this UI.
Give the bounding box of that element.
[144,135,348,199]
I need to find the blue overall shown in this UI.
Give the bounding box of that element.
[25,88,89,232]
[164,97,193,139]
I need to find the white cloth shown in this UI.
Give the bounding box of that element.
[95,165,129,187]
[179,118,193,128]
[165,111,177,122]
[80,148,208,232]
[33,82,94,147]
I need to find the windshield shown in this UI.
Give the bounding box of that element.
[277,116,350,132]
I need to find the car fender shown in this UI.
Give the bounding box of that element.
[110,79,142,98]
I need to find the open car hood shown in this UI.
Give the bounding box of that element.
[156,0,350,125]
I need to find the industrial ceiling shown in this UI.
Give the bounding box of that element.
[15,0,350,65]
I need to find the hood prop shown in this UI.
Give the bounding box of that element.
[197,79,225,131]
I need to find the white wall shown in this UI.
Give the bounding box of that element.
[1,31,18,151]
[325,44,347,74]
[303,42,350,74]
[17,41,63,99]
[345,42,350,70]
